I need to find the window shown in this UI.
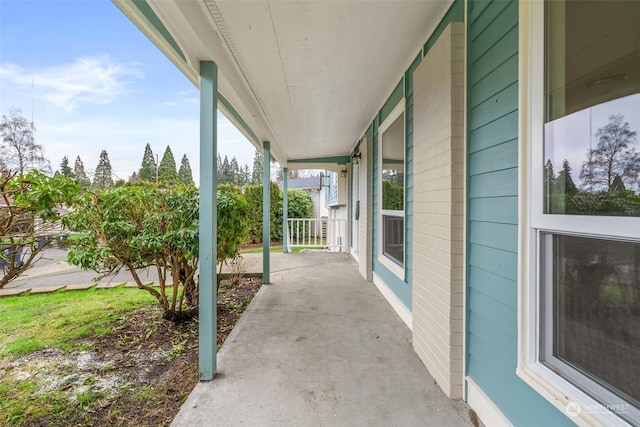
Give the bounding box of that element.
[540,234,640,421]
[524,1,640,424]
[379,101,405,274]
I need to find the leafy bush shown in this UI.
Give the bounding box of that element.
[382,180,403,211]
[217,184,249,278]
[243,183,282,243]
[64,184,199,321]
[0,171,79,288]
[274,189,314,242]
[64,183,250,321]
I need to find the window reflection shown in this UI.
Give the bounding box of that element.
[381,113,404,211]
[381,111,404,268]
[544,95,640,215]
[544,0,640,216]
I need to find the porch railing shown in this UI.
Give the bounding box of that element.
[286,218,346,252]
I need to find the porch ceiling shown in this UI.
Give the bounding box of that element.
[114,0,451,166]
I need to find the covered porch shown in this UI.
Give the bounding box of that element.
[174,252,472,426]
[113,0,458,382]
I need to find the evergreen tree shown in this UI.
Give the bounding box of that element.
[139,143,157,182]
[221,155,232,184]
[217,153,223,172]
[242,164,251,186]
[251,150,263,185]
[93,150,114,189]
[216,153,223,184]
[129,171,140,183]
[544,159,555,196]
[230,156,240,183]
[58,156,74,178]
[555,159,578,195]
[178,154,194,185]
[73,155,91,188]
[158,145,179,186]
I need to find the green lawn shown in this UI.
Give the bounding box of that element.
[0,287,155,360]
[0,288,166,425]
[240,244,328,254]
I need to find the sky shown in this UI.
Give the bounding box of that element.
[0,0,257,185]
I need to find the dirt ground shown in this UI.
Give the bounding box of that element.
[3,277,262,427]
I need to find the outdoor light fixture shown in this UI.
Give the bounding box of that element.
[353,152,361,164]
[340,169,348,177]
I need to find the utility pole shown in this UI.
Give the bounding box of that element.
[155,154,159,184]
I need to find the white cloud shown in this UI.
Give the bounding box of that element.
[0,56,143,112]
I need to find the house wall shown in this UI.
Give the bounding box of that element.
[364,0,465,332]
[412,22,465,400]
[465,1,571,425]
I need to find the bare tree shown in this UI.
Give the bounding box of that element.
[0,108,51,175]
[580,114,639,192]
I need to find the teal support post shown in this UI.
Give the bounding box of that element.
[198,60,217,381]
[282,168,288,253]
[262,141,271,284]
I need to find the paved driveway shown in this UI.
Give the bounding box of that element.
[2,248,160,291]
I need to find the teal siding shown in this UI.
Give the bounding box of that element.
[379,80,404,125]
[466,1,571,425]
[404,53,421,289]
[367,0,465,311]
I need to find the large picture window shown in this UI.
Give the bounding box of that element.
[379,102,405,273]
[528,1,640,424]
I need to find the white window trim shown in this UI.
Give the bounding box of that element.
[351,158,359,257]
[377,99,406,280]
[517,2,639,426]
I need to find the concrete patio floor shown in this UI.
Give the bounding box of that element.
[172,251,474,427]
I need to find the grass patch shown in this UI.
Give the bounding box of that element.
[240,245,283,254]
[240,245,327,254]
[0,377,69,425]
[0,287,155,360]
[0,277,261,426]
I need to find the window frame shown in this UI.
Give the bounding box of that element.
[518,2,640,426]
[377,99,406,279]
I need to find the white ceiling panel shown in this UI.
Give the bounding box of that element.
[118,0,452,164]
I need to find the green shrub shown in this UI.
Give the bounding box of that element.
[217,183,249,265]
[243,183,282,243]
[64,184,199,321]
[275,189,314,241]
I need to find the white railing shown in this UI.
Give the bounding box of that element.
[286,218,346,252]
